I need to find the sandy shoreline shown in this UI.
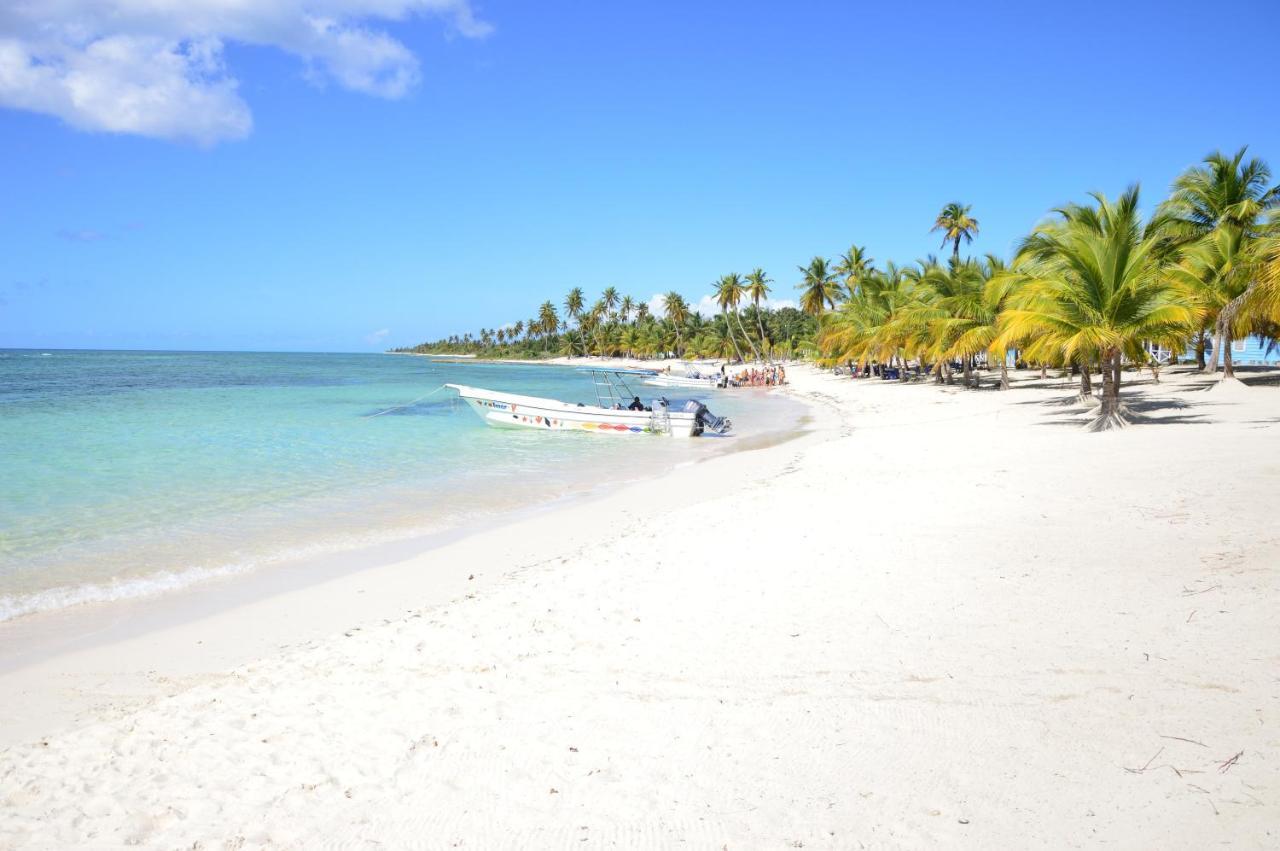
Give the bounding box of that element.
[2,366,1278,847]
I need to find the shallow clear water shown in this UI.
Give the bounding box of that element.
[0,350,798,621]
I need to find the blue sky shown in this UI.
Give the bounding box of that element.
[2,0,1278,352]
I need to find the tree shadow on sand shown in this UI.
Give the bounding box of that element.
[1031,394,1215,428]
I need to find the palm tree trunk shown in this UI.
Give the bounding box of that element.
[1194,325,1207,370]
[1080,363,1092,395]
[754,300,769,363]
[1090,350,1125,430]
[1208,326,1223,373]
[1214,287,1256,382]
[952,237,960,263]
[999,357,1009,391]
[722,311,743,363]
[735,310,761,362]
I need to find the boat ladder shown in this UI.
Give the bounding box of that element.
[649,400,671,435]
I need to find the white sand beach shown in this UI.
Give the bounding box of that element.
[2,366,1278,848]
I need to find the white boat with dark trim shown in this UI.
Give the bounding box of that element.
[445,368,732,438]
[641,362,725,389]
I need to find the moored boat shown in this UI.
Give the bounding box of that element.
[642,362,725,389]
[643,372,723,389]
[445,369,731,438]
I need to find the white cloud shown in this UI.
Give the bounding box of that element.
[0,1,491,145]
[365,327,390,344]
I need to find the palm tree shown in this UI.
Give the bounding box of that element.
[662,291,689,357]
[834,245,874,300]
[819,261,919,379]
[745,268,773,360]
[619,295,635,325]
[564,288,585,329]
[718,273,762,363]
[930,256,1020,389]
[932,202,980,262]
[1163,146,1278,239]
[1166,227,1252,378]
[587,298,608,355]
[1163,147,1279,376]
[620,325,641,358]
[601,286,620,320]
[797,257,839,319]
[713,274,746,363]
[538,301,559,353]
[998,186,1199,429]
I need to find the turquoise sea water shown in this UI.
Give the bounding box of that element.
[0,350,796,621]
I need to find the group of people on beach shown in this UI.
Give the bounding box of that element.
[725,365,786,387]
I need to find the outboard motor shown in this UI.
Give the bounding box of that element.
[682,400,732,435]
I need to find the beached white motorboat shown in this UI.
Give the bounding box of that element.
[643,371,724,389]
[445,369,731,438]
[640,362,725,389]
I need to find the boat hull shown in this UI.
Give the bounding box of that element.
[643,375,721,389]
[445,384,701,437]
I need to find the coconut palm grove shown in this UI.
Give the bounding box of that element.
[395,146,1280,429]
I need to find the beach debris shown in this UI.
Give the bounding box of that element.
[550,788,559,794]
[468,574,474,580]
[1218,751,1242,773]
[958,819,970,825]
[569,746,578,752]
[1159,734,1207,747]
[1124,747,1164,774]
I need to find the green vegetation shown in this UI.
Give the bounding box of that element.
[394,286,817,362]
[394,146,1280,428]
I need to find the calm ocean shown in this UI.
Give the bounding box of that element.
[0,350,796,621]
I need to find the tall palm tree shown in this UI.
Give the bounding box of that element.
[717,272,761,362]
[745,268,773,360]
[998,186,1199,429]
[619,295,635,325]
[932,202,980,262]
[834,245,874,300]
[564,288,585,329]
[600,286,620,320]
[713,274,746,363]
[662,291,689,357]
[797,257,839,319]
[538,301,559,352]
